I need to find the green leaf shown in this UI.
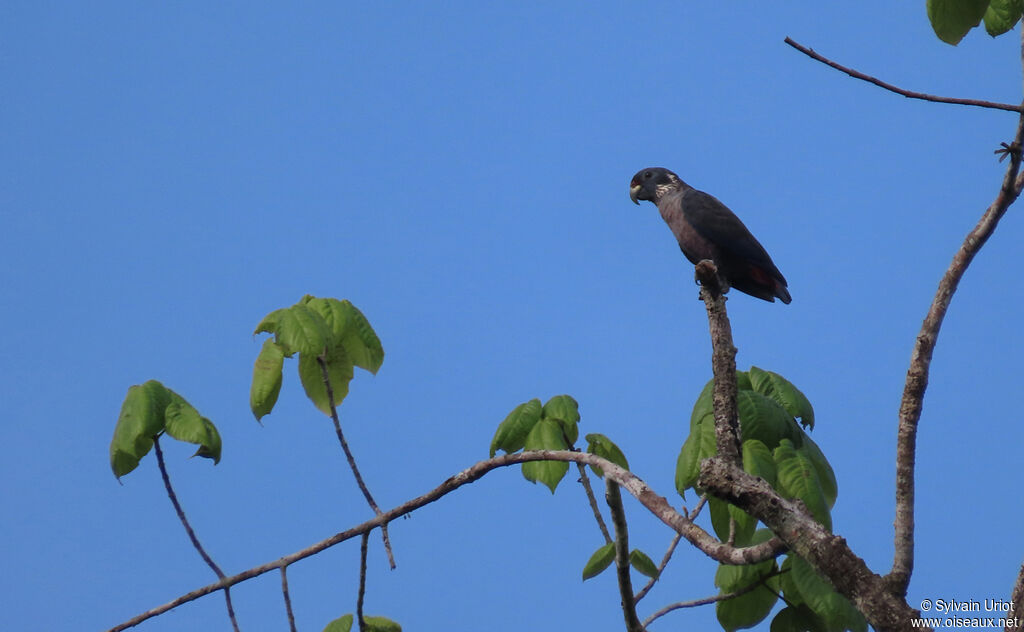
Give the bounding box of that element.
[582,542,616,580]
[629,549,659,579]
[748,366,815,430]
[521,418,569,492]
[363,615,402,632]
[322,614,353,632]
[675,416,717,497]
[489,399,542,457]
[770,605,828,632]
[298,345,355,416]
[714,530,779,631]
[690,378,715,430]
[250,338,285,421]
[985,0,1023,35]
[800,435,838,510]
[261,303,331,356]
[304,297,385,374]
[584,433,629,477]
[543,394,580,445]
[742,439,777,489]
[927,0,989,45]
[709,497,756,547]
[774,440,831,530]
[738,390,799,449]
[109,380,172,478]
[789,556,867,632]
[164,392,222,464]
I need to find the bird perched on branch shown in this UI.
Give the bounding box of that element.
[629,167,791,304]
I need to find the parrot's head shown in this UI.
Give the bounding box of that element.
[629,167,681,205]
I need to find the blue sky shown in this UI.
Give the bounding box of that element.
[3,2,1022,630]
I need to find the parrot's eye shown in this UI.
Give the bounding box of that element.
[644,171,652,179]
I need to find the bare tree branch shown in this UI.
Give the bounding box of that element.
[888,41,1024,596]
[318,354,396,569]
[280,566,296,632]
[784,37,1022,113]
[606,479,642,632]
[634,533,681,603]
[577,461,612,543]
[692,262,926,629]
[153,435,241,632]
[695,260,741,465]
[1008,559,1024,632]
[107,451,785,632]
[357,531,369,632]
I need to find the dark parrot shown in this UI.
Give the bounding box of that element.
[629,167,791,304]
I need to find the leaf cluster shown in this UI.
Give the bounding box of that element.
[676,367,862,631]
[109,380,222,478]
[927,0,1023,45]
[251,295,384,419]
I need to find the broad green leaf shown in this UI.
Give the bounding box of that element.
[109,381,172,478]
[543,394,580,445]
[709,497,756,547]
[742,439,777,489]
[770,605,828,632]
[584,433,628,477]
[298,345,355,416]
[164,392,221,464]
[363,615,402,632]
[790,556,867,632]
[676,416,717,496]
[690,377,716,430]
[192,417,222,462]
[322,614,353,632]
[582,542,616,580]
[675,423,702,497]
[748,366,815,430]
[736,370,752,392]
[985,0,1023,35]
[774,440,831,530]
[522,418,569,492]
[778,556,803,606]
[489,399,542,457]
[927,0,989,45]
[250,338,285,421]
[738,390,799,449]
[629,549,659,579]
[261,303,331,356]
[715,530,779,631]
[304,297,384,374]
[801,435,837,510]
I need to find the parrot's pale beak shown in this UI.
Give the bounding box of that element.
[629,185,642,205]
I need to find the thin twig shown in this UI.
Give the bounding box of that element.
[784,37,1023,113]
[606,479,642,632]
[357,532,369,632]
[887,36,1024,595]
[577,462,612,543]
[280,566,297,632]
[640,568,785,629]
[153,435,241,632]
[688,495,708,521]
[634,533,682,603]
[318,354,396,569]
[107,451,785,632]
